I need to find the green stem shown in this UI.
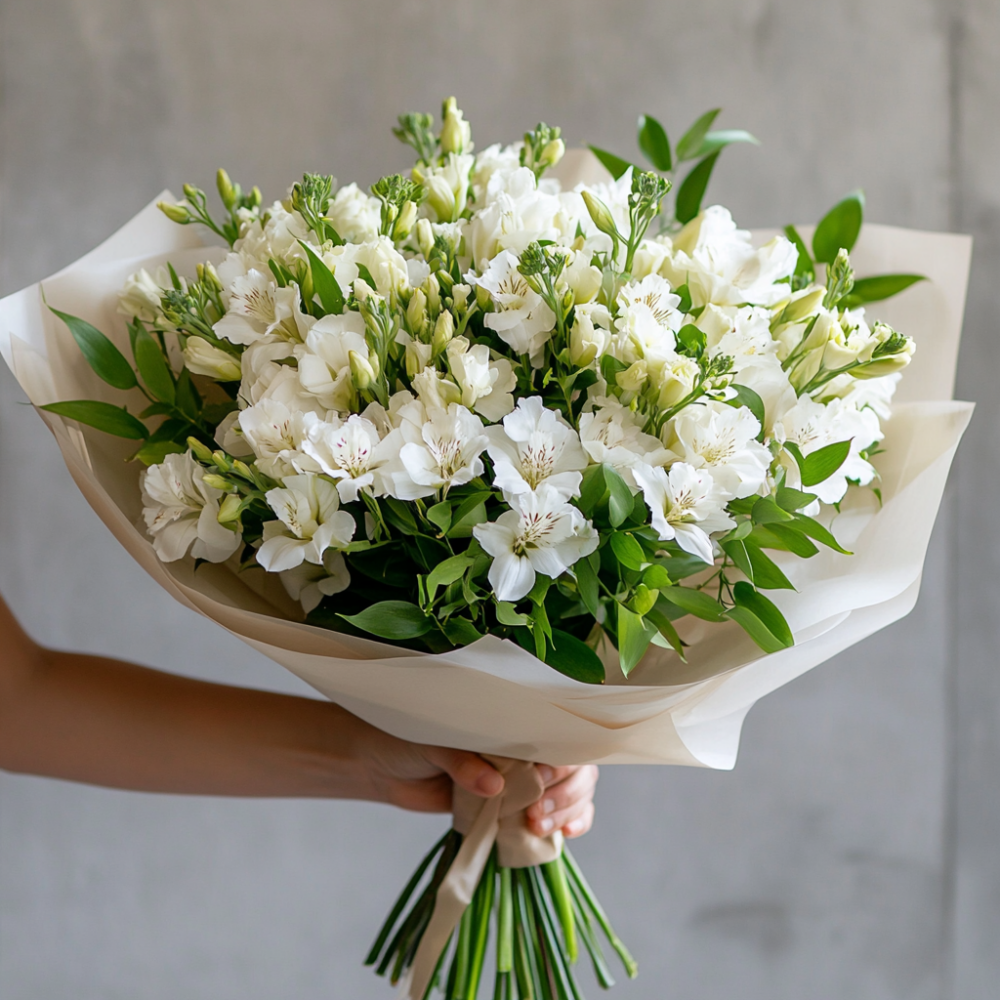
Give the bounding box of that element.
[465,849,497,999]
[541,857,578,965]
[497,867,514,974]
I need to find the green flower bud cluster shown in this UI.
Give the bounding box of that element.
[520,122,565,180]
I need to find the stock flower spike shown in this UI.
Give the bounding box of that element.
[0,99,972,999]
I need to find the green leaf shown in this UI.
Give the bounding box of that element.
[743,542,795,590]
[785,439,852,488]
[695,128,760,158]
[842,273,926,308]
[496,601,530,627]
[645,606,686,660]
[749,523,819,558]
[783,225,815,282]
[133,326,175,404]
[298,239,345,314]
[40,400,148,440]
[131,439,186,465]
[347,544,414,588]
[674,283,693,314]
[616,604,656,677]
[605,465,635,528]
[658,586,726,622]
[675,323,707,358]
[675,152,721,225]
[383,497,419,535]
[790,513,852,554]
[637,114,672,172]
[641,563,672,590]
[442,617,483,647]
[727,384,766,435]
[426,554,474,596]
[447,501,487,538]
[812,190,865,265]
[427,501,452,534]
[545,629,606,684]
[751,495,794,525]
[339,600,432,640]
[449,491,493,533]
[599,354,628,387]
[174,368,201,420]
[776,486,818,512]
[49,307,137,391]
[676,108,721,161]
[721,537,754,582]
[609,532,646,572]
[573,556,601,619]
[727,581,794,652]
[577,465,608,518]
[355,263,377,290]
[587,145,634,181]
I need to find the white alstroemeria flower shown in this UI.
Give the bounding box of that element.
[326,237,410,298]
[664,401,772,499]
[411,367,463,410]
[569,302,613,367]
[773,395,883,504]
[473,484,600,602]
[118,266,171,323]
[820,307,876,369]
[141,452,242,564]
[301,412,386,503]
[446,337,517,421]
[233,201,310,267]
[467,167,567,266]
[470,143,523,203]
[649,354,701,409]
[557,249,602,304]
[610,275,680,366]
[663,205,798,308]
[182,337,242,381]
[578,396,670,488]
[633,462,735,565]
[327,182,382,243]
[827,372,901,420]
[213,261,313,346]
[279,552,351,614]
[417,152,475,223]
[257,474,356,573]
[213,410,255,459]
[238,398,320,479]
[375,403,489,500]
[485,396,590,500]
[631,237,672,280]
[469,249,556,358]
[296,311,369,411]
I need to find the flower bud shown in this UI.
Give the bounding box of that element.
[451,283,471,316]
[440,97,472,155]
[539,137,565,170]
[187,437,215,464]
[432,309,455,354]
[157,201,191,224]
[203,473,233,492]
[424,274,442,315]
[569,310,610,367]
[216,169,237,210]
[405,339,433,377]
[349,350,377,390]
[581,190,618,240]
[617,359,648,392]
[393,200,418,241]
[423,176,457,222]
[775,287,824,328]
[407,288,428,335]
[217,493,243,524]
[655,357,700,408]
[183,337,242,381]
[415,219,435,258]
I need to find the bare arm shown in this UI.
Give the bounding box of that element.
[0,596,596,834]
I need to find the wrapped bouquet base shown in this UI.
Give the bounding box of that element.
[368,758,636,1000]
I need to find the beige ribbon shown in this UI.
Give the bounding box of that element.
[403,756,563,1000]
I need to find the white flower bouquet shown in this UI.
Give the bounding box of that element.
[0,100,971,999]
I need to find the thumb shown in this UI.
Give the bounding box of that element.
[424,747,505,799]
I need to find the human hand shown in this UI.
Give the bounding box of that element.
[353,721,598,838]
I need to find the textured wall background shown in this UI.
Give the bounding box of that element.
[0,1,995,998]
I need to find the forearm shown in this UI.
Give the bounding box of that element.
[0,647,372,798]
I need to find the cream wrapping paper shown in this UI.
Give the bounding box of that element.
[0,172,973,773]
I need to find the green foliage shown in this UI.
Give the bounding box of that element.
[675,151,721,224]
[637,114,672,171]
[842,273,925,308]
[587,146,634,180]
[784,439,852,488]
[339,600,432,640]
[40,400,148,439]
[812,190,865,265]
[49,307,137,391]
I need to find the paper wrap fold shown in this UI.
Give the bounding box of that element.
[0,167,973,771]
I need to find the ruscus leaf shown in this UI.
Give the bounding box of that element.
[676,108,721,161]
[40,400,148,440]
[675,152,721,225]
[587,146,634,181]
[339,600,432,640]
[637,114,672,171]
[842,273,925,308]
[658,586,726,621]
[812,190,865,265]
[616,604,656,677]
[50,307,137,391]
[604,465,635,528]
[298,239,345,314]
[545,629,606,684]
[133,325,175,404]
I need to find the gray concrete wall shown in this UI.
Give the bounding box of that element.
[0,1,994,997]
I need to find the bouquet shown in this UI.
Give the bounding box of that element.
[0,99,972,999]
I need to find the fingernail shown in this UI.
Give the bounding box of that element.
[566,820,582,835]
[539,818,554,833]
[537,765,554,784]
[541,798,555,815]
